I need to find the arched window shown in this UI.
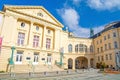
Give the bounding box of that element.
[75,44,78,52]
[68,44,72,53]
[90,45,93,52]
[79,44,84,52]
[84,45,87,52]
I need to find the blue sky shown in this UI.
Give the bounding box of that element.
[0,0,120,37]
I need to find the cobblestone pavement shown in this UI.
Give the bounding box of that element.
[0,69,120,80]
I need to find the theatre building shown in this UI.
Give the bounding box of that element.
[0,5,120,72]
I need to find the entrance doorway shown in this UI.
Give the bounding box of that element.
[75,57,88,69]
[68,58,73,69]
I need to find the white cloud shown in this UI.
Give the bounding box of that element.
[57,7,93,37]
[72,0,82,5]
[87,0,120,10]
[57,6,104,38]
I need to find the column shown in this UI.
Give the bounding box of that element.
[88,58,91,68]
[73,59,75,70]
[27,22,33,47]
[42,26,46,50]
[54,29,60,51]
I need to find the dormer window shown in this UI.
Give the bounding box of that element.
[21,22,25,27]
[36,26,39,31]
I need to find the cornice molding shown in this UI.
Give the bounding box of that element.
[3,5,63,28]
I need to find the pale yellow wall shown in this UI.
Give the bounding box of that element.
[94,27,120,67]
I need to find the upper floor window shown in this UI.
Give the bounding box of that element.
[108,43,111,49]
[97,41,98,44]
[106,54,108,60]
[108,34,110,39]
[97,48,99,53]
[21,22,25,27]
[90,45,93,52]
[46,38,51,49]
[85,45,87,52]
[114,41,118,48]
[17,32,25,46]
[36,26,39,31]
[101,56,104,61]
[101,47,103,52]
[98,56,100,61]
[109,54,112,60]
[75,44,78,52]
[113,32,116,37]
[79,44,84,52]
[33,35,39,47]
[68,44,72,53]
[105,44,107,50]
[104,36,106,40]
[75,44,87,53]
[100,39,102,43]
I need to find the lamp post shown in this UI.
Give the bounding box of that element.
[9,46,15,65]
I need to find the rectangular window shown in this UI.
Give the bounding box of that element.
[97,41,98,44]
[113,32,116,37]
[97,48,99,53]
[98,56,100,61]
[106,54,108,60]
[108,43,111,49]
[101,47,103,52]
[33,53,39,63]
[17,32,25,46]
[47,54,52,65]
[33,35,39,47]
[104,36,106,40]
[100,39,102,43]
[108,34,110,39]
[109,54,112,60]
[105,44,107,50]
[101,56,104,61]
[16,51,23,64]
[114,41,118,48]
[46,38,51,49]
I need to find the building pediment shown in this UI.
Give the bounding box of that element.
[4,5,63,28]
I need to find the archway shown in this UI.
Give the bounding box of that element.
[75,57,88,69]
[90,58,94,68]
[68,58,73,69]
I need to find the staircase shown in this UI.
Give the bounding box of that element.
[12,64,63,73]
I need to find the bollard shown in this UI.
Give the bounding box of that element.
[56,71,59,74]
[75,69,78,73]
[67,70,70,74]
[44,72,47,75]
[10,72,15,77]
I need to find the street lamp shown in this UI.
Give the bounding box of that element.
[9,46,15,65]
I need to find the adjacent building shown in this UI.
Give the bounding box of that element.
[0,5,119,72]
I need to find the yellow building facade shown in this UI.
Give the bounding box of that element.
[0,5,119,72]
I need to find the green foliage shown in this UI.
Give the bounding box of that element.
[0,71,5,73]
[96,62,107,69]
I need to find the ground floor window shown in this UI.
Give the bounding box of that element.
[33,52,39,64]
[16,51,23,64]
[47,54,52,65]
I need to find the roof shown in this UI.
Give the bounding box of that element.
[90,21,120,39]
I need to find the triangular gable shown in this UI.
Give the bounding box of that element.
[4,5,63,28]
